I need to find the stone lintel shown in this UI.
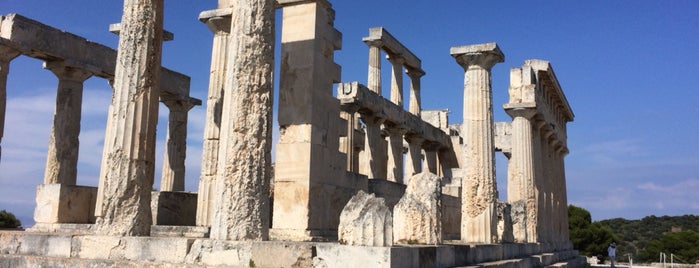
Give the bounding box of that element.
[525,59,574,122]
[362,27,423,73]
[337,82,450,149]
[0,14,195,103]
[108,23,174,41]
[276,0,331,8]
[450,42,504,69]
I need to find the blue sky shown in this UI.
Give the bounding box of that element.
[1,1,697,227]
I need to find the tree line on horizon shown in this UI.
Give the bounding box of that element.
[568,205,699,264]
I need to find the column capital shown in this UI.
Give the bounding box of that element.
[199,9,232,34]
[43,61,92,82]
[0,45,21,62]
[406,67,425,79]
[504,105,537,120]
[450,42,504,70]
[359,112,385,126]
[363,39,383,48]
[162,97,199,112]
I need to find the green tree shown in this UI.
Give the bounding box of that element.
[638,231,699,264]
[0,209,22,228]
[569,205,618,261]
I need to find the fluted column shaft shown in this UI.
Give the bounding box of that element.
[0,47,20,162]
[385,55,405,183]
[367,43,382,94]
[505,107,537,242]
[361,114,387,179]
[210,0,275,241]
[43,62,92,185]
[407,69,424,116]
[405,136,424,179]
[95,0,164,236]
[160,100,194,191]
[197,13,231,227]
[451,43,504,243]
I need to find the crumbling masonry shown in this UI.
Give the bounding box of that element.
[0,0,583,267]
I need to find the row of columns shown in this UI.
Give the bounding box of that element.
[360,38,428,183]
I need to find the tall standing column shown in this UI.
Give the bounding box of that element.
[361,115,387,179]
[504,107,537,242]
[405,136,424,179]
[210,0,275,241]
[451,43,504,243]
[0,47,20,162]
[366,42,382,94]
[407,68,424,116]
[94,0,164,236]
[386,55,405,183]
[160,99,195,191]
[42,62,92,185]
[196,10,231,227]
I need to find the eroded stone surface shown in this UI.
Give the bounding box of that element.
[393,172,442,245]
[338,191,393,247]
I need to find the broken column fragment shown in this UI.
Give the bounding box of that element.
[338,191,393,247]
[393,172,442,245]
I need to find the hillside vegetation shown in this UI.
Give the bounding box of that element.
[569,205,699,264]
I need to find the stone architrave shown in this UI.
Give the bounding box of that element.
[94,0,164,236]
[209,0,275,241]
[338,191,393,247]
[160,99,195,192]
[393,172,442,245]
[42,61,92,185]
[196,5,232,227]
[0,46,20,162]
[451,43,504,243]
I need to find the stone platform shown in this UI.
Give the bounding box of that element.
[0,229,586,268]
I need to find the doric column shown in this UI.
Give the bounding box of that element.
[95,0,164,236]
[366,41,382,94]
[0,46,20,162]
[160,99,195,192]
[407,68,425,116]
[385,126,406,184]
[387,54,404,106]
[341,106,360,173]
[361,114,387,179]
[42,61,91,185]
[196,10,231,227]
[504,107,537,242]
[451,43,504,243]
[405,135,424,179]
[210,0,275,241]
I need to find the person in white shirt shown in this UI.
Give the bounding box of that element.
[608,242,617,268]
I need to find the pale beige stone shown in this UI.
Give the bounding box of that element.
[451,42,504,243]
[0,46,20,162]
[209,0,275,241]
[159,98,195,192]
[338,191,393,247]
[94,0,164,236]
[393,172,442,245]
[33,184,96,224]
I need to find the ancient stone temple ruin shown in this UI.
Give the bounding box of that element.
[0,0,584,267]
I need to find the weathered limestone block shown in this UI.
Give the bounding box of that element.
[33,184,96,224]
[393,172,442,245]
[150,191,197,226]
[209,0,275,241]
[510,200,527,243]
[338,191,392,247]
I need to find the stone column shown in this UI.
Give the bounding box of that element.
[209,0,275,241]
[342,106,360,172]
[504,107,537,242]
[451,43,504,243]
[407,68,424,116]
[386,55,405,183]
[361,114,387,179]
[385,126,405,184]
[160,99,194,192]
[94,0,164,236]
[423,144,439,175]
[366,41,382,94]
[0,47,20,162]
[405,136,424,179]
[42,61,92,185]
[196,11,231,227]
